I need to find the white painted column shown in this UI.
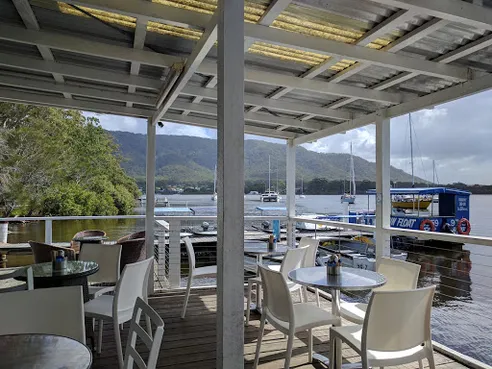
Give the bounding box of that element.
[168,219,181,288]
[286,139,296,247]
[145,118,156,294]
[44,219,52,244]
[216,0,245,367]
[375,115,391,266]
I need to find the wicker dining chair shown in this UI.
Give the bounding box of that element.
[71,230,107,253]
[117,231,146,273]
[28,241,76,264]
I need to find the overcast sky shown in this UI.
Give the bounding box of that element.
[94,89,492,185]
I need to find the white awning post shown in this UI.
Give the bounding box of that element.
[145,118,156,294]
[168,219,181,288]
[375,115,391,266]
[216,0,245,367]
[286,139,296,247]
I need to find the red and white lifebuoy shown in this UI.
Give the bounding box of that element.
[457,218,471,235]
[419,219,436,232]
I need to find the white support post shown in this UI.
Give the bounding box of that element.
[286,139,296,247]
[168,219,181,289]
[216,0,245,367]
[145,118,156,294]
[44,219,52,244]
[375,115,391,266]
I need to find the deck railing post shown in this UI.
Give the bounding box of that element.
[216,0,245,367]
[286,139,296,247]
[145,118,156,294]
[375,115,391,266]
[168,219,181,289]
[44,219,52,244]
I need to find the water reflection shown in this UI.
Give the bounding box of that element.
[405,242,472,305]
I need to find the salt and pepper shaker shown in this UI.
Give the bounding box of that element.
[268,234,276,251]
[327,254,341,276]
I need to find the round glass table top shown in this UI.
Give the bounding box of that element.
[244,241,289,255]
[28,261,99,280]
[0,333,92,369]
[288,266,387,291]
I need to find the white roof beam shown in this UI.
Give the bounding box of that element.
[0,53,162,90]
[128,17,149,107]
[180,85,352,120]
[151,11,219,125]
[0,74,156,106]
[0,87,154,117]
[301,17,449,119]
[163,113,296,139]
[0,24,182,68]
[198,62,404,104]
[12,0,72,99]
[171,100,330,131]
[294,70,492,145]
[244,23,470,81]
[369,0,492,31]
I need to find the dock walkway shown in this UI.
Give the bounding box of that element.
[91,287,470,369]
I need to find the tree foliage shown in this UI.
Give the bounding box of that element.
[0,103,139,217]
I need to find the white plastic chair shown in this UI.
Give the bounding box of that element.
[340,257,421,324]
[253,265,340,369]
[330,286,436,369]
[181,237,216,319]
[123,297,165,369]
[245,246,308,325]
[84,257,153,369]
[79,243,122,298]
[0,266,33,292]
[0,286,86,343]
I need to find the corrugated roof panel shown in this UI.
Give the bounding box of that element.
[51,50,131,74]
[0,40,43,59]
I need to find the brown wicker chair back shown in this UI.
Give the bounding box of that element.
[28,241,76,263]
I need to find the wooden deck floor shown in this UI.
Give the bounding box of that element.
[91,288,470,369]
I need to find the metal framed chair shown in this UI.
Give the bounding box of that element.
[253,265,340,369]
[0,286,86,343]
[330,286,436,369]
[340,257,421,324]
[123,297,165,369]
[79,243,122,298]
[84,257,153,368]
[181,237,216,319]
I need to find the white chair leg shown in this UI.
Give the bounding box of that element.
[114,320,124,369]
[336,337,342,369]
[308,328,313,362]
[253,316,266,369]
[302,286,308,303]
[97,320,104,354]
[181,273,193,319]
[329,330,336,369]
[315,288,320,307]
[419,360,424,369]
[299,288,304,303]
[284,331,294,369]
[245,280,253,326]
[427,351,436,369]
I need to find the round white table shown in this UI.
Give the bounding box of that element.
[0,333,92,369]
[288,266,386,366]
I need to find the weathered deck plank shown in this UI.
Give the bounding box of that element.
[90,288,470,369]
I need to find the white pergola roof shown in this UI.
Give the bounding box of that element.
[1,0,492,142]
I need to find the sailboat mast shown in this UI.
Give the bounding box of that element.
[432,160,436,185]
[213,165,217,193]
[276,158,279,192]
[301,176,304,194]
[268,155,271,190]
[409,113,415,186]
[350,142,356,196]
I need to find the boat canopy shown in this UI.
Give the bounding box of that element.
[154,207,194,214]
[366,187,471,196]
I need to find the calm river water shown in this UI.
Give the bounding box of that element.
[5,194,492,364]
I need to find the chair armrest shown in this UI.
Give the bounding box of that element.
[94,286,115,298]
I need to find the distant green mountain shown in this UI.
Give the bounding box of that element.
[109,131,420,184]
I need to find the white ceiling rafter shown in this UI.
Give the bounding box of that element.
[12,0,72,99]
[299,17,450,120]
[0,53,163,90]
[151,11,219,125]
[294,71,492,145]
[127,17,149,107]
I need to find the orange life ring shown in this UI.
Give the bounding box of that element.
[457,218,471,235]
[419,219,436,232]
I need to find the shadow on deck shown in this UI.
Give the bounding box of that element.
[91,287,470,369]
